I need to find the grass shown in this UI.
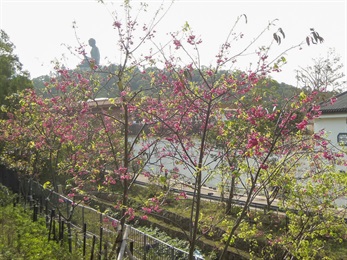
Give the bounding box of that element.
[0,184,100,260]
[0,203,82,259]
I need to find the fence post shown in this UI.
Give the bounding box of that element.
[83,223,87,257]
[68,222,72,253]
[144,234,147,260]
[82,206,85,226]
[130,241,134,255]
[39,196,44,213]
[90,235,96,260]
[61,220,65,245]
[29,178,32,203]
[52,212,56,241]
[66,199,69,218]
[45,198,49,228]
[48,209,55,241]
[33,203,38,222]
[99,227,103,260]
[58,214,62,241]
[23,179,28,209]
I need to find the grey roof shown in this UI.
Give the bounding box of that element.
[320,91,347,114]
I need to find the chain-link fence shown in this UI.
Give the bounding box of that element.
[19,178,199,260]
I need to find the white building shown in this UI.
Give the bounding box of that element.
[314,92,347,206]
[314,91,347,147]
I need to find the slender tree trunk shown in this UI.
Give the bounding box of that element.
[121,102,129,244]
[219,184,255,260]
[188,170,202,259]
[49,151,58,192]
[111,101,130,259]
[188,103,211,259]
[225,175,235,214]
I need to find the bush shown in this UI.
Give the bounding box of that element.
[0,183,16,206]
[0,198,81,259]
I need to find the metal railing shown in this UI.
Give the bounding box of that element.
[19,178,198,260]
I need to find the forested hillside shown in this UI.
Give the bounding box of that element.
[32,65,302,108]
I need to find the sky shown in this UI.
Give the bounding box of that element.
[1,0,346,88]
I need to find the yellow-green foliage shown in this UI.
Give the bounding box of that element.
[0,186,81,259]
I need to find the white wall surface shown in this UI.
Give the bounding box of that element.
[314,114,347,147]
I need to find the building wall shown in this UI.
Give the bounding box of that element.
[314,113,347,147]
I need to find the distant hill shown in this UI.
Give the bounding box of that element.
[31,65,326,108]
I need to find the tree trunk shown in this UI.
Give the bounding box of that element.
[225,175,235,215]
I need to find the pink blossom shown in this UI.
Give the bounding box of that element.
[187,35,196,45]
[113,21,122,28]
[266,113,276,120]
[142,207,152,214]
[141,215,148,220]
[296,120,307,130]
[290,114,297,121]
[120,174,131,180]
[323,151,333,160]
[311,105,320,112]
[112,220,118,228]
[126,208,135,221]
[206,70,213,77]
[153,205,161,212]
[143,172,151,178]
[119,167,128,174]
[173,39,181,49]
[179,192,187,199]
[173,123,181,131]
[246,137,258,149]
[330,97,337,104]
[260,164,268,170]
[321,140,328,146]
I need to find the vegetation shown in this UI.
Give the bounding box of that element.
[296,48,346,93]
[0,184,81,259]
[0,30,32,119]
[1,1,347,259]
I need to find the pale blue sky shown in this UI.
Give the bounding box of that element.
[1,0,346,88]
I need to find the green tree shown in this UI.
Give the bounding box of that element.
[0,30,32,117]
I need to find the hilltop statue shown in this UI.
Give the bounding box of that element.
[88,38,100,65]
[79,38,100,68]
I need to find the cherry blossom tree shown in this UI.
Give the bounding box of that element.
[1,1,347,259]
[0,69,99,190]
[70,1,174,258]
[2,1,173,258]
[137,15,347,259]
